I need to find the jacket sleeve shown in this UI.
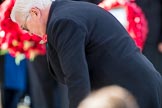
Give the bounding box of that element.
[71,0,102,4]
[49,18,91,108]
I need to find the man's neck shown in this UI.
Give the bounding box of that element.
[40,2,52,37]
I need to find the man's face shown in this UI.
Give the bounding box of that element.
[15,7,45,37]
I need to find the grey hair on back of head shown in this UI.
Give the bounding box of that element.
[10,0,52,22]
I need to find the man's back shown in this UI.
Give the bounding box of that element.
[46,1,162,108]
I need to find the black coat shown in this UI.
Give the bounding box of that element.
[71,0,102,4]
[46,1,162,108]
[136,0,162,74]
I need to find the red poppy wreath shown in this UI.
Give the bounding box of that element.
[98,0,148,51]
[0,0,46,64]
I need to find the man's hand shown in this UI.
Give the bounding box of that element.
[158,42,162,53]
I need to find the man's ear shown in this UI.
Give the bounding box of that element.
[29,7,41,18]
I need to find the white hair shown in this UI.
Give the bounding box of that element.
[10,0,52,22]
[78,85,139,108]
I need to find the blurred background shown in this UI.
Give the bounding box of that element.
[0,0,162,108]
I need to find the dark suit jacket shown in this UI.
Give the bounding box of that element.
[72,0,102,4]
[136,0,162,74]
[46,1,162,108]
[136,0,162,44]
